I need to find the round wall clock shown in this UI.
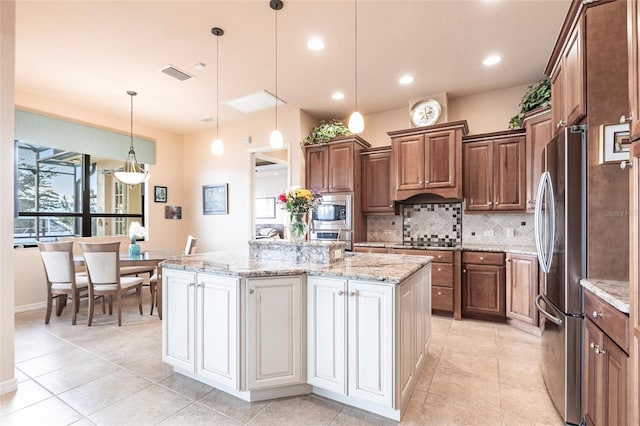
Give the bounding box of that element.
[409,98,442,127]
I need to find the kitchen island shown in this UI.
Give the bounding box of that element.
[160,248,432,421]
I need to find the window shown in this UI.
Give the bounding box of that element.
[14,142,145,246]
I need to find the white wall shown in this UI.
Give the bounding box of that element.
[0,0,17,395]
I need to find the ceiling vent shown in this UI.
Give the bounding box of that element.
[200,116,215,123]
[160,65,194,82]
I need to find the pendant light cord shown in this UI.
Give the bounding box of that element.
[354,0,358,112]
[216,33,219,139]
[274,5,278,129]
[130,93,134,149]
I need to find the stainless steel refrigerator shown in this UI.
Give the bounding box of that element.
[534,125,587,426]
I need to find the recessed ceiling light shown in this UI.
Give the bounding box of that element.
[332,92,345,100]
[483,54,501,66]
[307,37,325,51]
[399,74,414,85]
[194,62,206,70]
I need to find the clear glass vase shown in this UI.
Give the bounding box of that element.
[289,213,308,242]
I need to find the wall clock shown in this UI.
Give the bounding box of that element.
[409,98,442,127]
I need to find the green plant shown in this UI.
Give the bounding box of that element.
[508,79,551,129]
[302,120,351,146]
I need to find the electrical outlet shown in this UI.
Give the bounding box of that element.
[483,230,494,237]
[506,228,515,237]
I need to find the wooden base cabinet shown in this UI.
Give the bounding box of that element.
[307,266,431,420]
[462,252,505,321]
[506,253,539,326]
[583,289,629,426]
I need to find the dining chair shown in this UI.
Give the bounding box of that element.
[147,235,197,315]
[38,241,89,325]
[80,241,143,326]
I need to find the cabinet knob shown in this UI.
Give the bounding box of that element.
[338,290,345,296]
[592,310,603,319]
[249,289,255,294]
[488,202,493,206]
[620,160,633,170]
[389,204,393,208]
[437,268,442,272]
[437,291,442,296]
[419,180,423,184]
[556,120,566,128]
[479,256,484,261]
[437,255,442,259]
[463,269,467,273]
[620,114,633,124]
[189,283,195,288]
[595,348,606,356]
[349,291,357,297]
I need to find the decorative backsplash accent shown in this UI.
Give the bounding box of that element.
[462,209,535,246]
[402,203,462,245]
[366,203,536,248]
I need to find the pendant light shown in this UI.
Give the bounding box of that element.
[211,27,225,156]
[348,0,364,134]
[113,91,151,187]
[269,0,284,149]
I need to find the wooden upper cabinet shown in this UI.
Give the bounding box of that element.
[394,134,425,191]
[549,13,586,135]
[361,148,394,214]
[628,0,640,142]
[463,130,526,212]
[328,142,354,192]
[306,146,329,192]
[304,136,370,194]
[388,121,468,200]
[523,108,552,211]
[463,141,493,211]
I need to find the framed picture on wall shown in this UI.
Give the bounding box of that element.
[203,183,228,215]
[599,123,630,164]
[154,186,167,203]
[255,197,276,219]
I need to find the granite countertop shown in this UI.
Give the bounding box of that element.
[580,278,630,314]
[161,249,432,284]
[354,242,537,255]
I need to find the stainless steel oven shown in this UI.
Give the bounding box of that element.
[309,194,352,250]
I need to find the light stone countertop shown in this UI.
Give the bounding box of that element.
[580,278,630,314]
[161,249,432,284]
[354,242,537,255]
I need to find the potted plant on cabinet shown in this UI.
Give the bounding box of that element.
[508,78,551,129]
[301,120,351,146]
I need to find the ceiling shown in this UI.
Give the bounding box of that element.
[15,0,570,135]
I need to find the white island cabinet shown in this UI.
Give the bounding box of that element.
[161,250,432,421]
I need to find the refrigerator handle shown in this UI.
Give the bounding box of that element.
[535,294,563,326]
[534,172,549,272]
[546,175,556,274]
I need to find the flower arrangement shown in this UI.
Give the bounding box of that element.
[276,186,322,219]
[128,221,146,244]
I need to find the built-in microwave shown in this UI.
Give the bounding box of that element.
[311,194,351,230]
[309,229,352,251]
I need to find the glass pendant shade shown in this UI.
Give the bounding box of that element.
[348,111,365,134]
[211,138,224,155]
[270,129,284,149]
[113,147,150,186]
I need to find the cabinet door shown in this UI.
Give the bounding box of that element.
[563,15,586,126]
[246,276,302,389]
[525,109,552,209]
[307,276,346,394]
[464,141,493,211]
[394,134,425,190]
[603,335,628,426]
[328,142,354,192]
[398,277,415,409]
[629,0,640,141]
[413,268,427,371]
[348,281,393,407]
[550,64,565,135]
[425,130,456,189]
[584,319,605,426]
[506,254,539,326]
[306,146,329,192]
[162,269,195,372]
[361,151,394,214]
[493,137,526,211]
[196,274,239,389]
[462,264,505,320]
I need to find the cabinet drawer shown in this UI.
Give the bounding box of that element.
[432,286,453,312]
[353,246,389,254]
[432,263,453,288]
[462,251,504,266]
[584,290,629,353]
[390,248,453,263]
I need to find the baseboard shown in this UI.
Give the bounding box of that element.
[0,377,18,395]
[14,301,47,313]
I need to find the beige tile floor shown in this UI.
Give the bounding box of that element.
[2,291,564,425]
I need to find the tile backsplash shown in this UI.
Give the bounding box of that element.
[366,202,535,247]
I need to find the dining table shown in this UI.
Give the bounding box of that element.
[74,248,183,320]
